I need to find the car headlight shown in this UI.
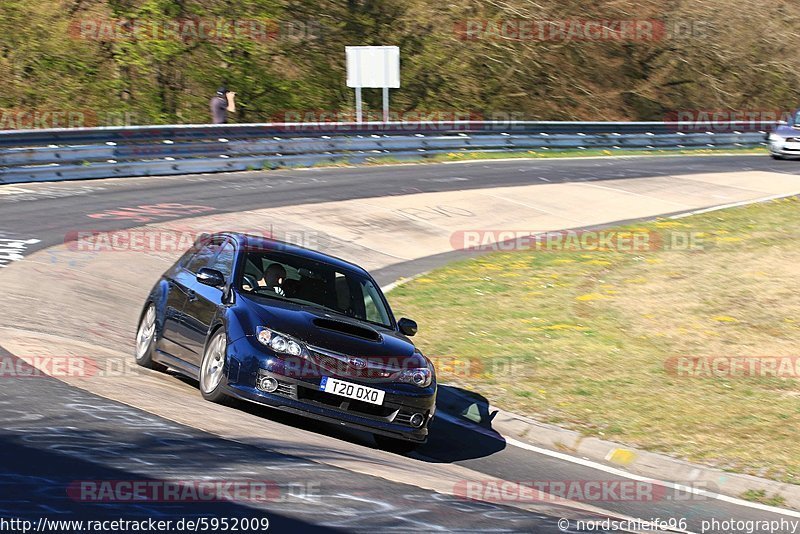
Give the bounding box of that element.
[396,361,434,388]
[768,133,784,142]
[256,327,305,356]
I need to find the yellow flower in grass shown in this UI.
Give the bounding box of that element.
[654,221,688,229]
[712,315,738,323]
[576,293,608,302]
[543,324,585,331]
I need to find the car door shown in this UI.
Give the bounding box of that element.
[161,241,221,361]
[159,267,196,358]
[180,238,236,366]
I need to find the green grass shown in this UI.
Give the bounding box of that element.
[430,146,766,162]
[268,146,767,171]
[741,489,787,507]
[389,196,800,484]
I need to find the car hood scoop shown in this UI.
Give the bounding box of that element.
[240,294,416,358]
[312,318,382,342]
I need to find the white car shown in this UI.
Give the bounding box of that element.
[768,112,800,159]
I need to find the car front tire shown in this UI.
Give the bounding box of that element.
[134,304,166,372]
[771,154,785,160]
[200,329,230,404]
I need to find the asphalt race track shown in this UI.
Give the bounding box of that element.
[2,154,800,533]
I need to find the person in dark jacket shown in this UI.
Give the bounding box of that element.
[210,86,234,124]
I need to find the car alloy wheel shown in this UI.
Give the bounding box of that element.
[200,331,227,395]
[135,305,156,362]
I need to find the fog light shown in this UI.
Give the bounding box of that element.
[409,413,425,428]
[258,376,279,393]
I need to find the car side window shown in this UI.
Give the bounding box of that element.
[185,242,220,273]
[361,280,390,326]
[207,241,236,278]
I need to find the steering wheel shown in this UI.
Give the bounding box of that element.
[242,274,259,291]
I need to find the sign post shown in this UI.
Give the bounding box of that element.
[346,46,400,123]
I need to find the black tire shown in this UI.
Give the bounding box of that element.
[134,304,166,371]
[374,434,420,454]
[771,154,785,160]
[199,329,231,404]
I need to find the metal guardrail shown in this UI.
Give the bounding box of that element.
[0,122,767,184]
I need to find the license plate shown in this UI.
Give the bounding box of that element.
[319,376,385,405]
[785,142,800,150]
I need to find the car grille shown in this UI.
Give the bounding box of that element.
[307,350,342,374]
[257,365,426,426]
[393,411,419,426]
[307,348,396,380]
[274,381,295,398]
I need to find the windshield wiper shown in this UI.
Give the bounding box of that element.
[299,302,354,319]
[300,303,391,329]
[241,288,291,302]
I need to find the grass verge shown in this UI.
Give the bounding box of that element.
[389,196,800,483]
[296,146,767,169]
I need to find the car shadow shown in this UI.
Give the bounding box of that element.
[227,378,506,462]
[415,385,506,462]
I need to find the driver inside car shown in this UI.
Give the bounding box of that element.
[257,263,287,296]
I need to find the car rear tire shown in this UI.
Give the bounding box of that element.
[134,304,166,372]
[200,329,230,404]
[373,434,420,454]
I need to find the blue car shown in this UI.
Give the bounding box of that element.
[768,110,800,159]
[135,232,436,451]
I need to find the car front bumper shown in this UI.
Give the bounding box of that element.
[769,138,800,158]
[223,335,436,443]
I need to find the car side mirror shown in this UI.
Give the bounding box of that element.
[398,317,418,336]
[197,267,225,288]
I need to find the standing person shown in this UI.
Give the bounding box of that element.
[209,86,235,124]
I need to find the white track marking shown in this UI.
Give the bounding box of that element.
[504,436,800,519]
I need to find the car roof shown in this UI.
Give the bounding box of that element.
[215,232,371,275]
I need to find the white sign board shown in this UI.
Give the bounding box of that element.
[346,46,400,89]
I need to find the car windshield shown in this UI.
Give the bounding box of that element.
[238,249,393,328]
